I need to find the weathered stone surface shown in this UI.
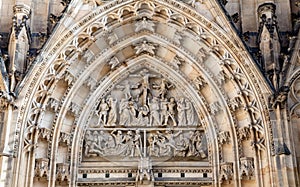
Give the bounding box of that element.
[0,0,299,187]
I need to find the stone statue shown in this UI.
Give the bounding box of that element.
[107,97,118,126]
[167,97,177,126]
[130,69,159,105]
[148,97,161,126]
[119,99,133,126]
[153,78,174,99]
[137,105,149,126]
[177,98,187,126]
[185,99,198,126]
[96,98,109,126]
[133,130,143,158]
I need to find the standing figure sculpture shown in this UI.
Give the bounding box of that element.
[185,99,198,126]
[107,97,118,126]
[153,78,174,99]
[119,99,132,126]
[177,98,187,126]
[130,69,159,105]
[96,98,109,126]
[148,97,160,126]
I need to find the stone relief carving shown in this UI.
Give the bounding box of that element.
[210,101,222,115]
[219,162,233,183]
[108,56,121,70]
[134,40,156,55]
[35,158,49,179]
[135,18,155,32]
[171,56,184,69]
[91,68,200,128]
[219,131,230,145]
[56,163,70,182]
[239,126,251,140]
[136,157,154,184]
[194,75,207,90]
[240,157,255,179]
[83,129,207,159]
[39,127,52,141]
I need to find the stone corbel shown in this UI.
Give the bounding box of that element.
[68,102,81,116]
[238,125,251,140]
[35,158,49,179]
[56,163,70,182]
[219,131,231,145]
[229,96,243,111]
[194,75,207,90]
[209,101,222,115]
[240,157,255,180]
[59,132,71,146]
[219,162,233,183]
[39,127,52,142]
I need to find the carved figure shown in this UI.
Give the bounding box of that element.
[133,130,143,157]
[187,131,207,158]
[136,157,154,184]
[177,98,187,126]
[96,98,109,126]
[107,97,118,126]
[84,130,102,156]
[119,99,133,126]
[148,97,161,126]
[156,136,172,156]
[130,69,159,105]
[167,97,177,126]
[185,99,198,126]
[148,133,159,156]
[116,80,137,100]
[137,105,149,126]
[124,131,135,156]
[175,133,190,157]
[153,78,174,99]
[160,98,169,126]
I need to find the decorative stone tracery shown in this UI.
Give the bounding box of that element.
[11,0,274,187]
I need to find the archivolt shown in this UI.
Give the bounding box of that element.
[13,0,273,187]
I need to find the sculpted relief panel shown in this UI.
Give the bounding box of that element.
[83,68,207,161]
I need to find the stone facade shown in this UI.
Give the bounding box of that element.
[0,0,299,187]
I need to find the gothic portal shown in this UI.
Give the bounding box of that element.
[0,0,300,187]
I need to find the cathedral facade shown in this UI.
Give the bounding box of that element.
[0,0,300,186]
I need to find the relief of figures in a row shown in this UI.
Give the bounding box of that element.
[92,69,200,128]
[84,129,207,159]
